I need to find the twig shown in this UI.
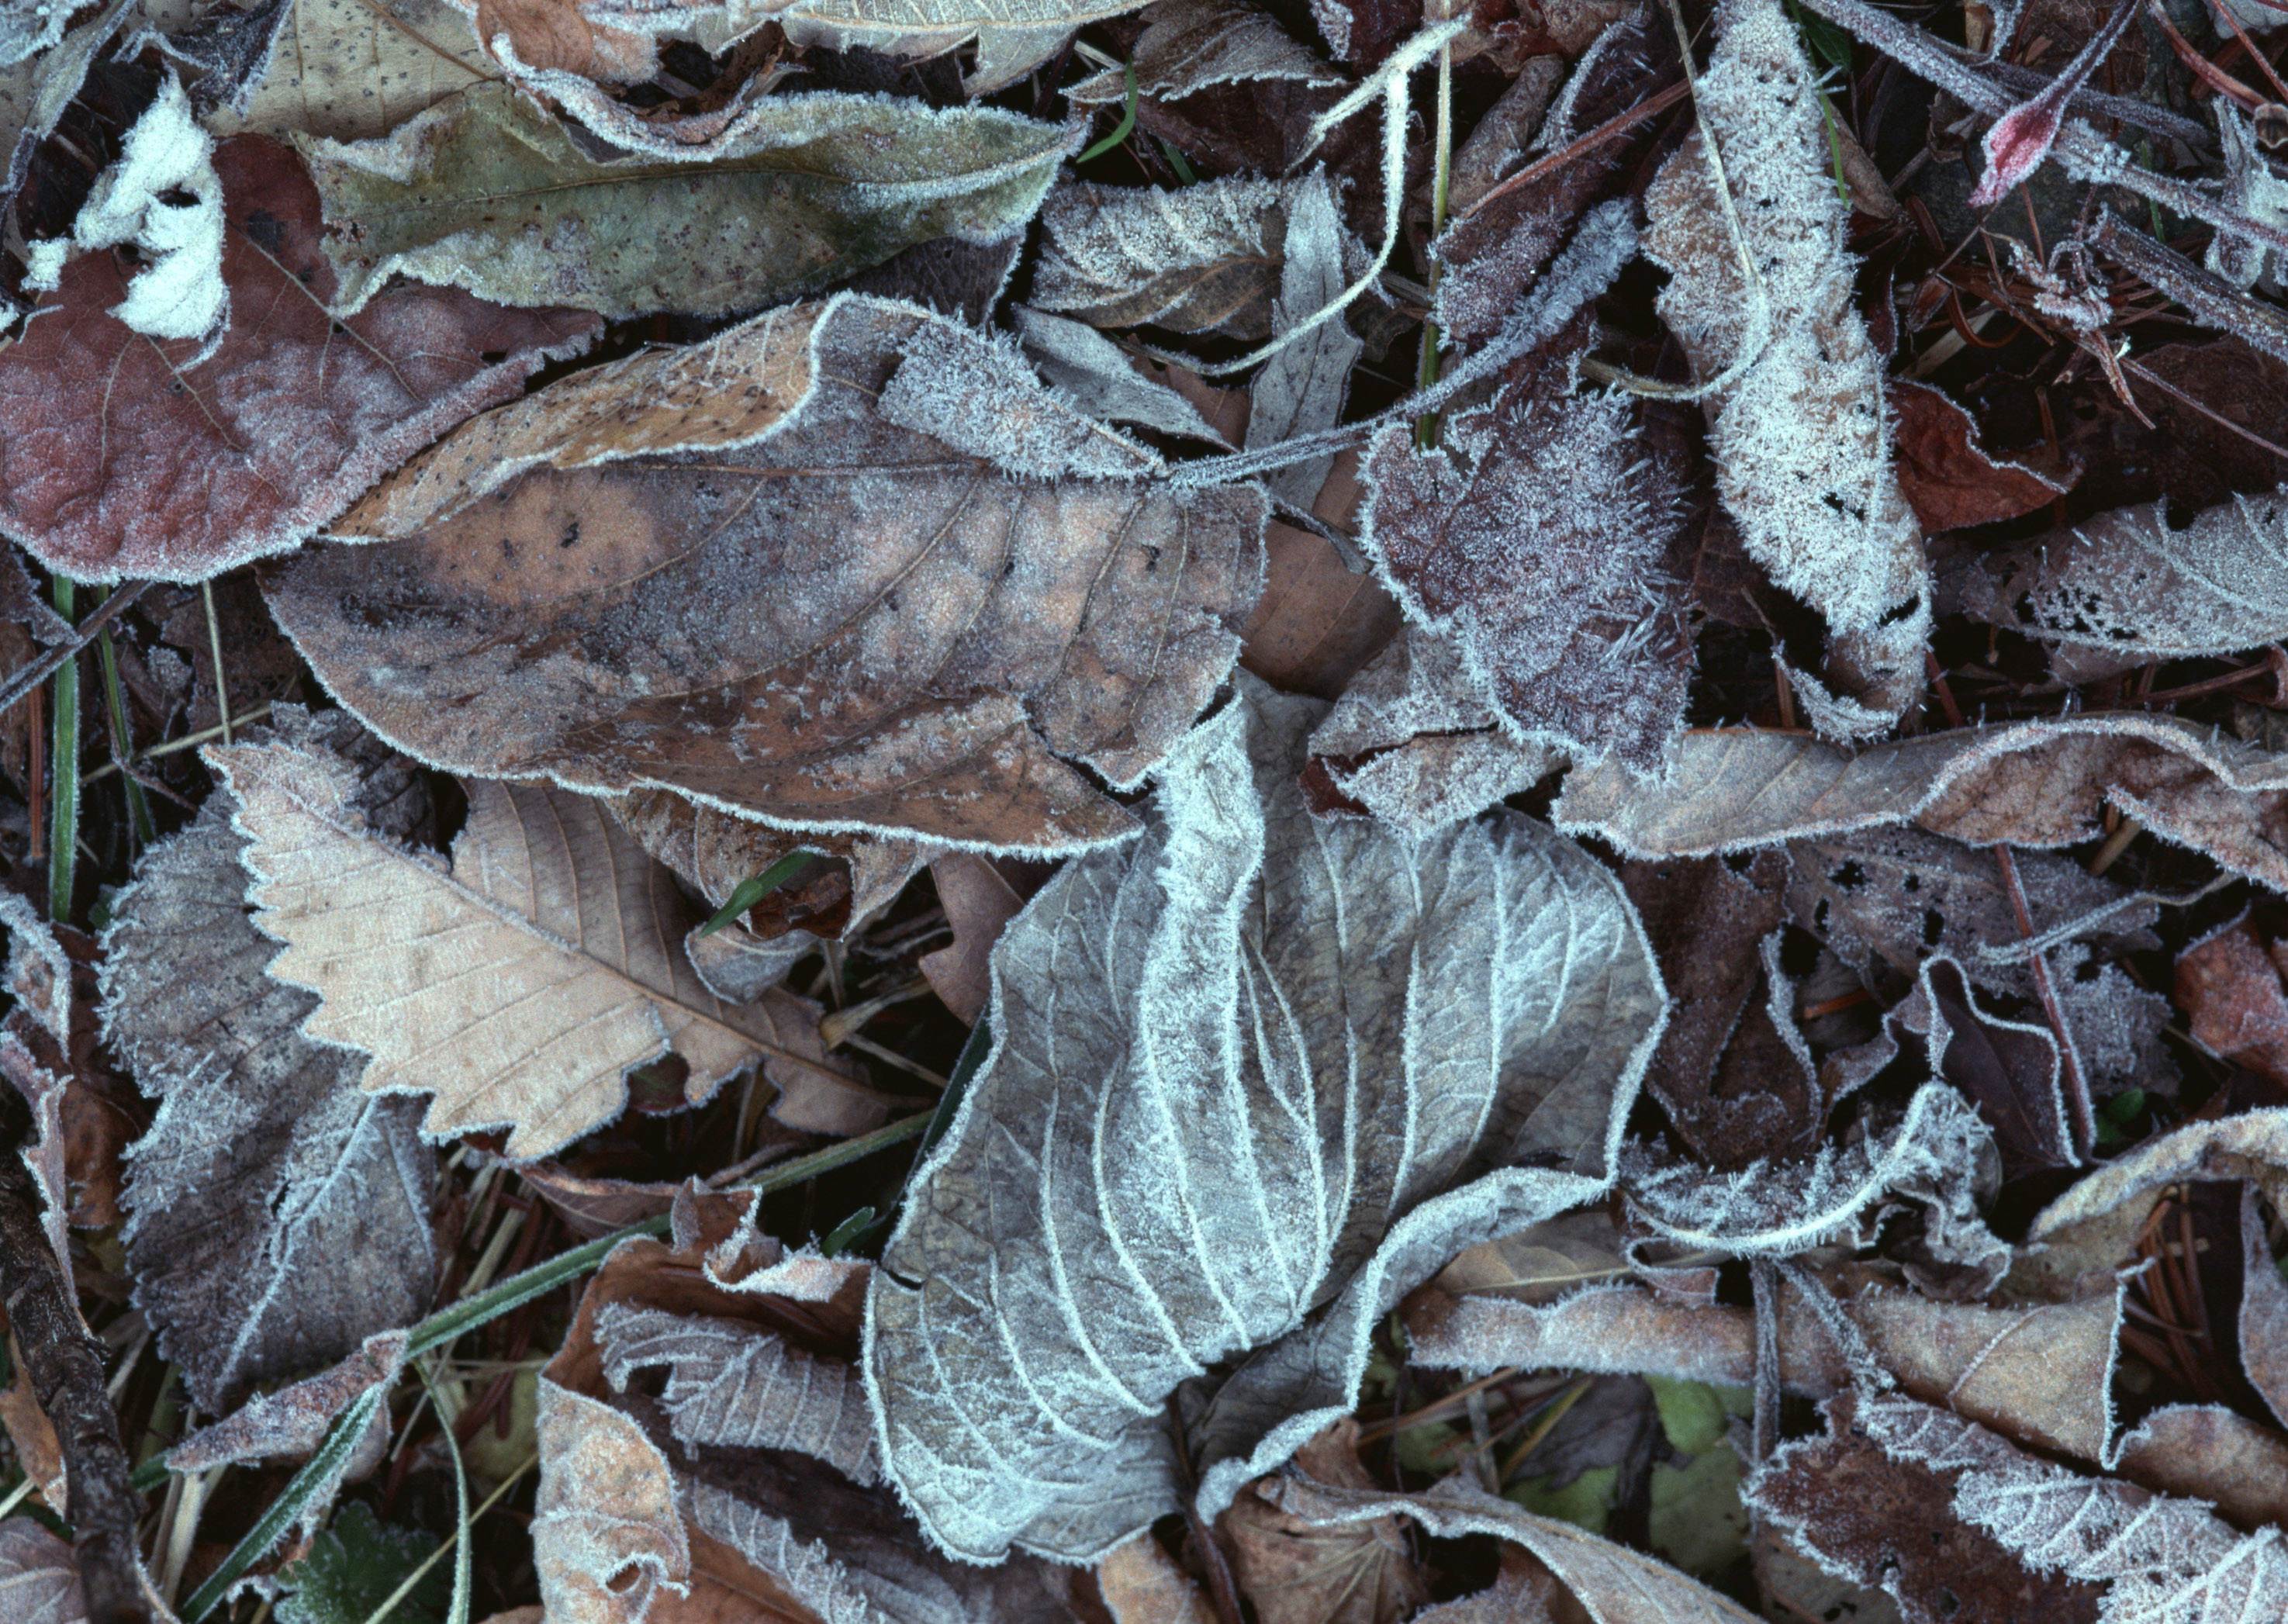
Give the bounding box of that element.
[1995,845,2097,1160]
[0,582,150,723]
[1751,1258,1782,1465]
[0,1091,156,1624]
[199,581,233,746]
[1461,80,1691,220]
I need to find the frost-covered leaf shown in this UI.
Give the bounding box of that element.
[2240,1186,2288,1429]
[1014,307,1232,444]
[210,730,854,1161]
[169,1332,408,1474]
[1641,0,1929,731]
[596,1305,876,1484]
[0,0,67,62]
[1749,1394,2105,1624]
[268,295,1267,855]
[1218,1420,1430,1624]
[0,1520,88,1624]
[1950,486,2288,659]
[1261,1473,1761,1622]
[1067,0,1337,104]
[534,1377,687,1624]
[1032,174,1305,339]
[864,675,1666,1562]
[1096,1538,1217,1623]
[1247,170,1360,513]
[2031,1109,2288,1242]
[1306,627,1558,837]
[1360,334,1691,772]
[303,82,1068,322]
[1623,1083,2001,1263]
[206,0,493,140]
[0,135,594,583]
[100,710,436,1414]
[1853,1389,2288,1622]
[1890,379,2069,533]
[1556,715,2288,891]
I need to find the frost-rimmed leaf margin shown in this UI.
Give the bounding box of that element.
[861,674,1670,1564]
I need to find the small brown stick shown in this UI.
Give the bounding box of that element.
[2205,0,2288,104]
[1460,79,1691,221]
[0,583,150,724]
[0,1090,156,1624]
[1751,1259,1782,1464]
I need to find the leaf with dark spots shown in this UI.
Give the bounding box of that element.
[264,294,1267,854]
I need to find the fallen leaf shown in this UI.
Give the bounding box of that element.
[210,728,855,1161]
[302,82,1071,321]
[918,852,1025,1025]
[1889,379,2070,532]
[1014,307,1234,444]
[1095,1536,1217,1623]
[207,0,495,140]
[1950,485,2288,661]
[1641,0,1929,731]
[1067,0,1338,105]
[1748,1394,2104,1624]
[167,1330,407,1474]
[1556,714,2288,892]
[2111,1401,2288,1530]
[865,675,1666,1562]
[1360,332,1692,772]
[1239,455,1406,702]
[0,1519,89,1624]
[1032,174,1309,339]
[99,708,437,1413]
[1219,1419,1430,1624]
[1248,169,1361,514]
[2241,1186,2288,1430]
[0,135,596,583]
[1263,1472,1762,1622]
[2175,919,2288,1087]
[2031,1110,2288,1242]
[268,295,1267,854]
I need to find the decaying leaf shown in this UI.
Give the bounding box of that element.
[100,708,437,1414]
[1360,333,1691,772]
[210,727,855,1160]
[1032,174,1308,340]
[1263,1472,1761,1622]
[2175,917,2288,1087]
[302,82,1071,321]
[865,676,1666,1562]
[1067,0,1338,105]
[1014,307,1233,444]
[1890,379,2070,534]
[0,134,595,582]
[1095,1536,1216,1623]
[1950,485,2288,660]
[268,294,1268,854]
[2030,1109,2288,1242]
[1557,714,2288,892]
[0,1520,89,1624]
[206,0,494,140]
[1641,0,1930,731]
[918,852,1025,1025]
[1218,1419,1429,1624]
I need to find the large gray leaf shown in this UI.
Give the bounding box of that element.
[863,675,1667,1563]
[304,81,1071,320]
[99,708,437,1415]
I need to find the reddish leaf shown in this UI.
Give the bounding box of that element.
[1891,380,2072,532]
[0,137,597,583]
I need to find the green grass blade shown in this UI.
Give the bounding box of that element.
[695,848,821,938]
[179,1386,383,1622]
[1078,63,1138,164]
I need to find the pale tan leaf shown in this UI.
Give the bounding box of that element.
[865,676,1667,1564]
[917,852,1024,1025]
[534,1379,689,1624]
[2031,1111,2288,1242]
[268,295,1267,856]
[1557,716,2288,892]
[208,0,496,141]
[2111,1403,2288,1530]
[213,731,855,1161]
[1220,1420,1429,1624]
[1096,1538,1217,1624]
[1641,0,1928,731]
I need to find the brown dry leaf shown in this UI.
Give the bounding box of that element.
[0,1342,66,1510]
[1095,1537,1217,1624]
[208,0,496,141]
[1240,507,1405,701]
[166,1331,408,1473]
[2110,1402,2288,1529]
[266,294,1267,854]
[460,0,658,78]
[1748,1394,2105,1624]
[0,1519,89,1624]
[2030,1111,2288,1242]
[1890,379,2072,533]
[1262,1472,1761,1622]
[0,136,595,583]
[210,728,859,1161]
[1640,0,1929,733]
[2241,1185,2288,1429]
[1220,1419,1430,1624]
[1360,331,1692,772]
[1556,714,2288,891]
[2176,918,2288,1087]
[917,851,1025,1025]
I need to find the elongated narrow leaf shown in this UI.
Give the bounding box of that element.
[304,81,1072,320]
[865,675,1667,1563]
